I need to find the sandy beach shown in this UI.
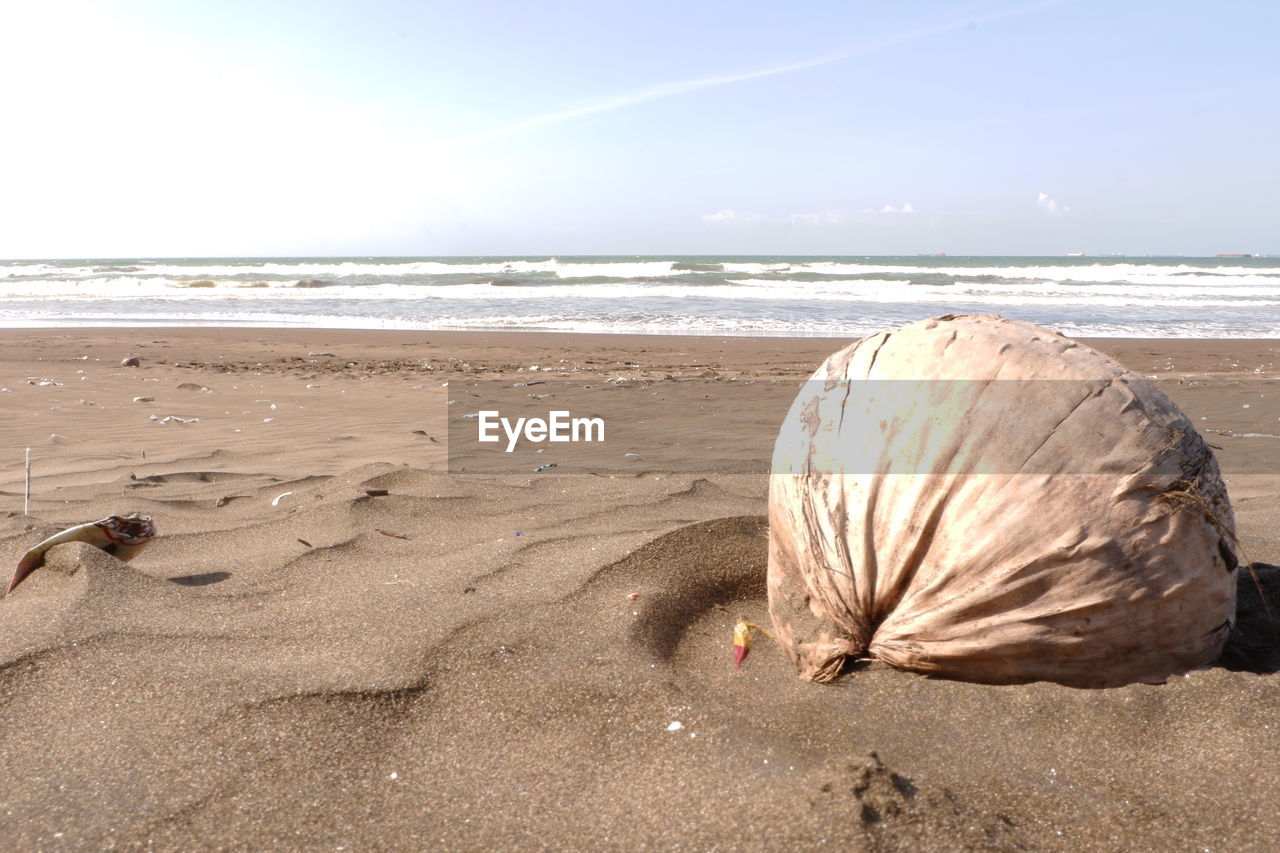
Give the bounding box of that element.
[2,326,1278,851]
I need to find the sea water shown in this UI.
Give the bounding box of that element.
[1,255,1277,337]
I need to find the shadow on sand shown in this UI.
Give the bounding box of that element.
[1216,563,1280,675]
[168,571,233,587]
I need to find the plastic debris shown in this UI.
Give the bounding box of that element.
[271,491,293,506]
[666,721,683,731]
[532,463,557,473]
[733,619,775,669]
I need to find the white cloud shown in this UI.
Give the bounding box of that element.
[703,209,850,228]
[469,1,1073,142]
[1036,192,1071,216]
[702,209,768,225]
[877,203,915,214]
[785,210,848,227]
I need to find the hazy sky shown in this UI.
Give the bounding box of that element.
[1,0,1275,258]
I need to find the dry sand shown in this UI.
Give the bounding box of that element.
[1,327,1278,851]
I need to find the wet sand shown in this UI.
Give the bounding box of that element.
[1,327,1278,850]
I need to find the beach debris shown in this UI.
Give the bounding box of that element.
[732,619,775,669]
[154,416,199,425]
[308,352,336,357]
[271,491,293,506]
[769,314,1240,688]
[8,513,156,595]
[297,538,313,548]
[133,396,155,403]
[532,462,557,473]
[513,381,545,387]
[176,383,210,392]
[28,378,62,386]
[376,529,411,540]
[627,592,640,600]
[363,489,390,497]
[121,356,141,367]
[666,721,683,732]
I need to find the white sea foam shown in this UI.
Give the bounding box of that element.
[4,274,1278,308]
[3,255,1278,337]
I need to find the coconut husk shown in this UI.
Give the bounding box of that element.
[768,314,1238,688]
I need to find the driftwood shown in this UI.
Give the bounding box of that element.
[768,315,1238,687]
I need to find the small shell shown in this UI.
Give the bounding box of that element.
[7,513,156,595]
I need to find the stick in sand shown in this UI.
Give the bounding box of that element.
[24,448,30,516]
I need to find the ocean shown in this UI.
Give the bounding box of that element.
[2,255,1277,338]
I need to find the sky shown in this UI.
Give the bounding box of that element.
[0,0,1276,258]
